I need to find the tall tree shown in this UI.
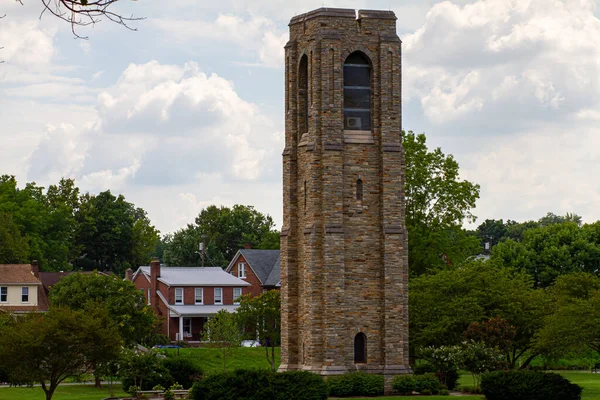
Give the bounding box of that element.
[163,205,279,267]
[49,272,157,347]
[0,306,122,400]
[410,260,549,368]
[0,212,29,263]
[404,131,480,275]
[236,290,281,371]
[201,309,243,372]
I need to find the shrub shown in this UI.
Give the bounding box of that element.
[480,370,582,400]
[164,388,175,400]
[420,389,432,395]
[326,372,384,397]
[190,369,327,400]
[273,371,328,400]
[170,382,184,390]
[391,375,416,394]
[152,384,165,391]
[415,373,440,395]
[162,358,202,389]
[439,389,450,395]
[413,363,437,375]
[440,369,459,390]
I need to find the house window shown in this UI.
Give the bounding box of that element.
[238,263,246,278]
[354,332,367,363]
[21,287,29,303]
[344,52,371,131]
[175,288,183,304]
[195,288,203,304]
[214,288,223,305]
[233,288,242,304]
[183,318,192,337]
[0,287,6,302]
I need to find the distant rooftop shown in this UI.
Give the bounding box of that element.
[138,266,250,287]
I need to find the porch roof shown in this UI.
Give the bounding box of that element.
[168,304,240,317]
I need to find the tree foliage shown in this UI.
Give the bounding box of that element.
[201,309,243,372]
[410,260,549,368]
[49,272,158,346]
[403,131,480,275]
[0,306,121,400]
[236,290,281,371]
[163,205,279,267]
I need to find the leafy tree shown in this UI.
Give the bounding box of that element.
[410,260,549,368]
[201,309,243,372]
[476,219,507,253]
[163,205,279,267]
[459,341,505,390]
[464,317,516,354]
[539,212,582,227]
[75,190,159,274]
[492,221,600,287]
[49,272,157,346]
[236,290,281,371]
[119,349,170,392]
[403,131,480,276]
[0,212,29,263]
[0,306,121,400]
[534,273,600,358]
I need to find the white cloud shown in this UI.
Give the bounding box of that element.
[0,20,55,68]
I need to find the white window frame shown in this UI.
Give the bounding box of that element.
[0,287,7,302]
[21,287,29,303]
[195,288,204,305]
[175,287,183,305]
[238,262,246,278]
[214,288,223,305]
[233,288,242,305]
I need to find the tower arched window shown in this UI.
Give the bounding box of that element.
[298,55,309,135]
[354,332,367,363]
[356,179,363,201]
[344,52,371,131]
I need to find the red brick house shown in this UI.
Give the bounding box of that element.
[130,258,250,342]
[225,249,280,297]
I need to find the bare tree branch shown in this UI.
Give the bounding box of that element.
[37,0,144,39]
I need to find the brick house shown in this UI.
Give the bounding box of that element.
[130,258,250,342]
[225,249,280,297]
[0,263,43,313]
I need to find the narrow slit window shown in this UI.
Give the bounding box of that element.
[356,179,363,201]
[298,55,309,135]
[344,52,371,131]
[304,180,307,211]
[354,332,367,363]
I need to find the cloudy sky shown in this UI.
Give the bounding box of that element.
[1,0,599,234]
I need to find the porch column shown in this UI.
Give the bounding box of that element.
[179,316,183,341]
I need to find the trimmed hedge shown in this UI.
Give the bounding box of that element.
[190,369,327,400]
[391,375,416,395]
[414,373,440,395]
[162,357,203,389]
[326,372,384,397]
[480,370,582,400]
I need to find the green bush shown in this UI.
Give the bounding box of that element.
[439,389,450,395]
[420,389,432,395]
[415,373,440,395]
[480,370,582,400]
[162,358,203,389]
[152,384,165,391]
[412,363,437,375]
[326,372,384,397]
[190,369,327,400]
[391,375,416,394]
[413,361,458,389]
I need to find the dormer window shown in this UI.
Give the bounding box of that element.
[344,52,371,131]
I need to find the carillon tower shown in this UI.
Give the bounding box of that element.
[279,7,410,391]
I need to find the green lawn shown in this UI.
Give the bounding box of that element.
[161,346,281,374]
[0,384,127,400]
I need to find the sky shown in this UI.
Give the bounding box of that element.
[1,0,600,235]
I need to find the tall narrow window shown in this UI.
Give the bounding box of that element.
[344,52,371,131]
[175,288,183,304]
[238,262,246,278]
[21,287,29,303]
[214,288,223,305]
[356,179,363,201]
[298,55,309,135]
[233,288,242,304]
[354,332,367,363]
[304,180,307,212]
[195,288,203,304]
[0,287,7,302]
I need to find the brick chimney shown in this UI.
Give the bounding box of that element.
[125,268,133,281]
[31,260,39,279]
[150,258,160,308]
[244,242,252,249]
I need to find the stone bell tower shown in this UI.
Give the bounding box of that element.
[278,7,409,389]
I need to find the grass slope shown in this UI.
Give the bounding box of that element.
[0,384,127,400]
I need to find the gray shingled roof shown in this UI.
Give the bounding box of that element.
[239,249,280,284]
[263,254,280,287]
[138,266,250,287]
